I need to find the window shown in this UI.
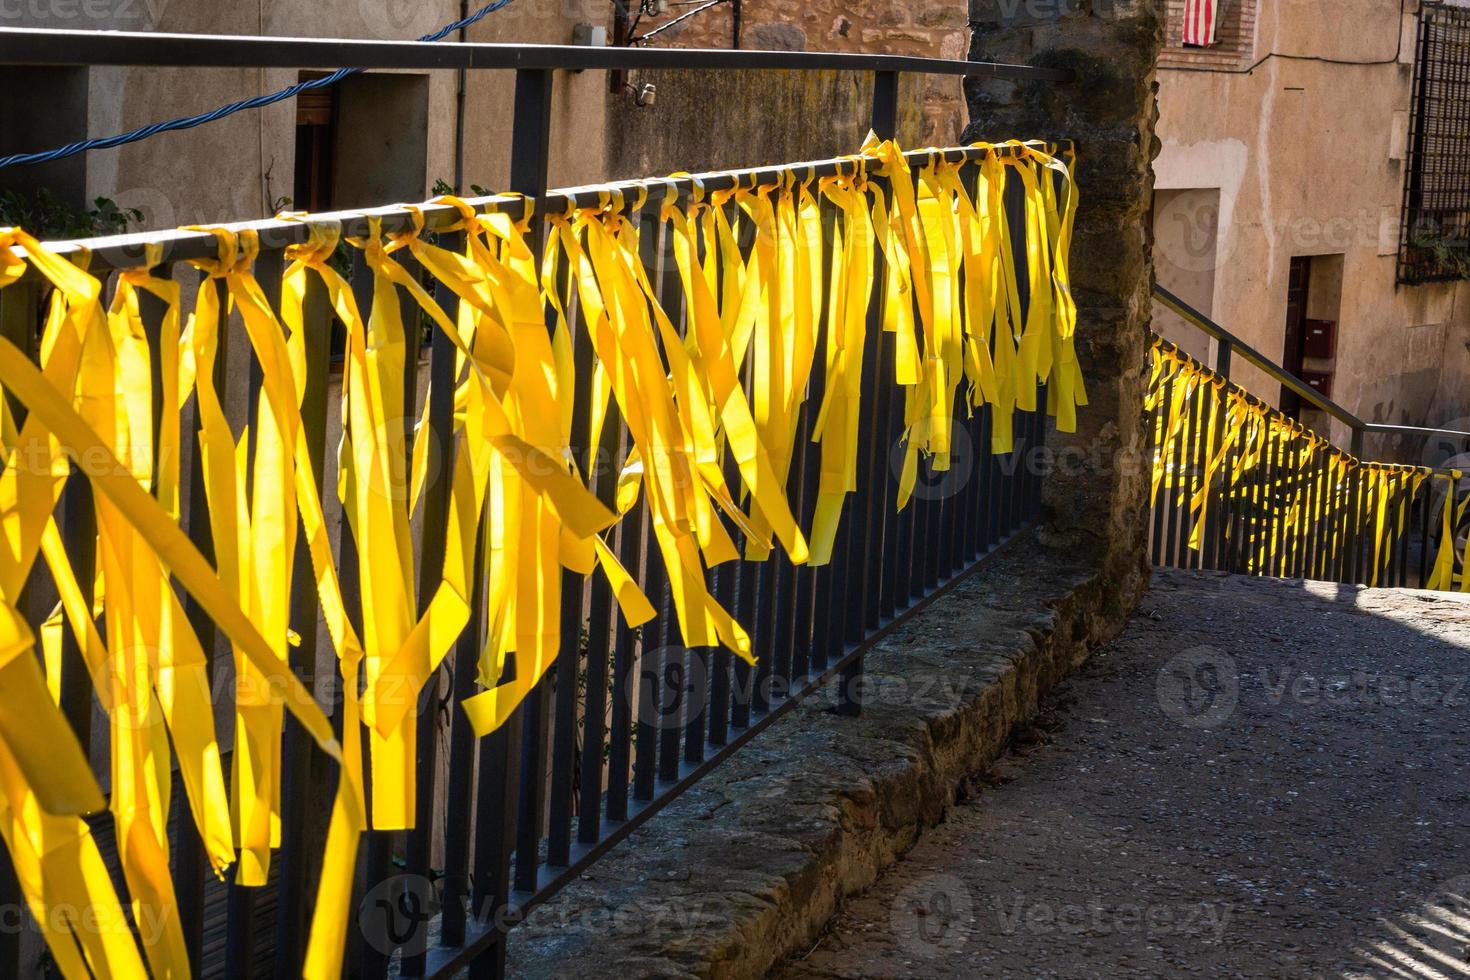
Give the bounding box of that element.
[1399,3,1470,285]
[1158,0,1257,70]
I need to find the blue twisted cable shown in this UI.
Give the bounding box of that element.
[0,0,515,170]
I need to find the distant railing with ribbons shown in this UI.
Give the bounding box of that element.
[0,133,1080,980]
[1147,335,1470,589]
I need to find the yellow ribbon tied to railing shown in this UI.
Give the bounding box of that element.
[0,137,1085,977]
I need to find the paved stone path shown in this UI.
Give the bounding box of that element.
[776,570,1470,979]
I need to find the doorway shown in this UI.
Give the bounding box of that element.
[1281,256,1311,419]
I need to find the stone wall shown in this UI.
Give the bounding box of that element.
[966,0,1163,629]
[638,0,971,147]
[506,532,1129,979]
[606,68,929,181]
[507,10,1164,978]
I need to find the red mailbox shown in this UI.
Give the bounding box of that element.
[1301,369,1334,399]
[1303,319,1337,359]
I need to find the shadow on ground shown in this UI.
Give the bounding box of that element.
[776,569,1470,979]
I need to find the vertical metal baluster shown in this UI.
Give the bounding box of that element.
[1329,459,1349,584]
[974,395,992,560]
[1316,452,1334,581]
[1347,464,1366,586]
[1180,378,1202,570]
[579,247,624,840]
[782,387,816,687]
[342,242,392,980]
[833,72,895,712]
[396,233,460,977]
[658,632,688,780]
[1299,443,1318,580]
[1273,426,1292,579]
[1148,383,1169,566]
[613,210,659,811]
[1200,390,1223,572]
[1249,414,1271,578]
[512,93,556,910]
[1419,476,1434,588]
[648,209,708,764]
[1299,443,1320,579]
[1163,375,1191,569]
[747,561,772,716]
[547,213,590,871]
[439,228,483,951]
[634,527,669,798]
[473,66,556,980]
[1393,470,1405,587]
[1184,379,1208,569]
[274,255,332,977]
[129,264,210,974]
[795,193,835,685]
[0,280,40,979]
[1034,383,1048,522]
[605,411,644,819]
[709,232,738,743]
[223,247,278,980]
[577,403,619,834]
[471,665,520,980]
[441,496,486,951]
[336,245,371,980]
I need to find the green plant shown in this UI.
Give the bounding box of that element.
[1408,227,1470,281]
[0,187,143,239]
[431,178,492,199]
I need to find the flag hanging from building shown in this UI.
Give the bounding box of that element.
[1182,0,1219,46]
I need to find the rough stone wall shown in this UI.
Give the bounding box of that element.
[638,0,971,146]
[965,0,1163,632]
[606,68,929,181]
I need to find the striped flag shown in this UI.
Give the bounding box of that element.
[1181,0,1219,46]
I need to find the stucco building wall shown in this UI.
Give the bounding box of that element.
[0,1,608,228]
[1152,0,1470,460]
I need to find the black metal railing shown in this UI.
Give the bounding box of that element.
[1150,285,1470,588]
[0,29,1071,980]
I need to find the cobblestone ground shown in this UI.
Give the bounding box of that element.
[776,569,1470,979]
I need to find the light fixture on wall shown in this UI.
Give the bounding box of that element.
[624,81,658,107]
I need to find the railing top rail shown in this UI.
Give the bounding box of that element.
[8,142,1072,274]
[1152,282,1470,451]
[1152,283,1365,427]
[0,26,1073,80]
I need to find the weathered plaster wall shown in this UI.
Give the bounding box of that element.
[1153,0,1470,460]
[0,1,606,229]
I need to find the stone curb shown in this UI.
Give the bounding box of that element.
[505,528,1126,979]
